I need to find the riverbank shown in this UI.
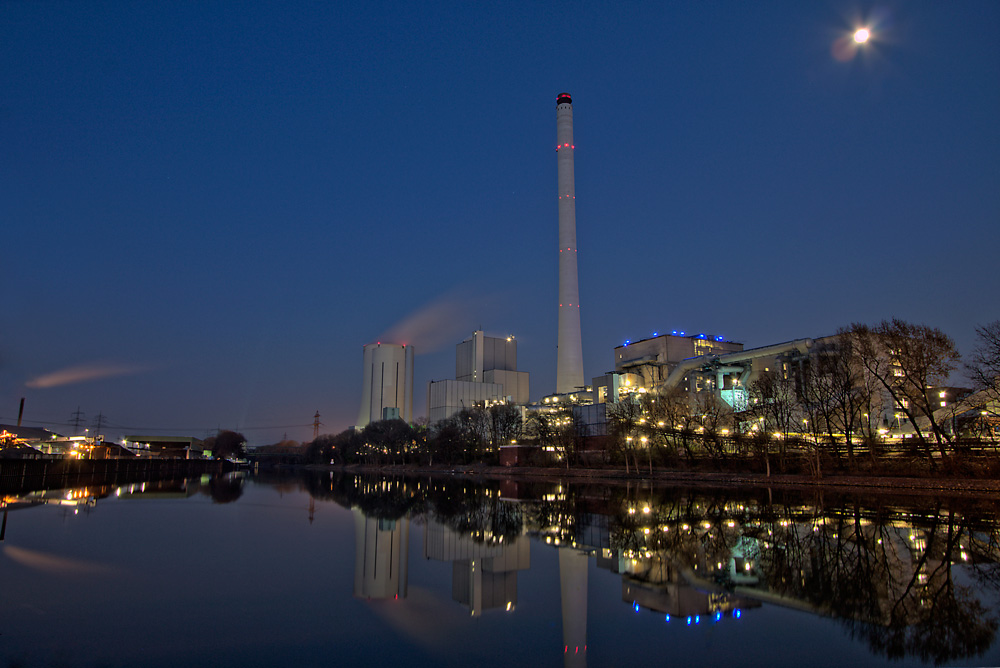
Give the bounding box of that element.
[304,462,1000,498]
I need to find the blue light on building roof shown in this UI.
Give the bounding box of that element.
[671,330,677,335]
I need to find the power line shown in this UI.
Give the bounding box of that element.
[69,407,86,435]
[93,411,109,434]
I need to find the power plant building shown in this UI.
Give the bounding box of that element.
[357,342,414,429]
[428,330,529,425]
[612,333,744,391]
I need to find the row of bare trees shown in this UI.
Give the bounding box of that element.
[607,319,999,471]
[305,401,525,467]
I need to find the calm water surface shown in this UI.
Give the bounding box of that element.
[1,472,998,668]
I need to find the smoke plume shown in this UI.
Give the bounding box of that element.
[26,362,148,389]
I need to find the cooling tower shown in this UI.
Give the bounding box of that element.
[357,342,414,428]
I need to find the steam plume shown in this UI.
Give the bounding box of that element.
[26,362,148,389]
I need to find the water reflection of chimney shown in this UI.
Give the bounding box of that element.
[559,547,588,668]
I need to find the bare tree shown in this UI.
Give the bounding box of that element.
[693,391,733,459]
[652,386,698,460]
[747,369,799,462]
[852,320,960,458]
[968,321,1000,402]
[486,402,523,449]
[607,398,643,473]
[525,407,575,467]
[800,331,869,462]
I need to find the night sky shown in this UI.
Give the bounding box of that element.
[3,2,997,445]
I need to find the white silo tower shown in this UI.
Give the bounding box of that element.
[357,342,414,428]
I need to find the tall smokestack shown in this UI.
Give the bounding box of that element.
[556,92,584,394]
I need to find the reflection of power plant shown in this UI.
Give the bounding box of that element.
[323,471,1000,667]
[352,509,409,599]
[619,556,758,619]
[356,342,414,429]
[350,508,531,611]
[424,518,530,615]
[559,548,589,668]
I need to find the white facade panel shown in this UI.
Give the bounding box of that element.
[357,342,414,428]
[427,379,505,425]
[483,369,529,405]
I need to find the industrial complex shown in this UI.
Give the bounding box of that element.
[348,92,996,453]
[3,92,994,461]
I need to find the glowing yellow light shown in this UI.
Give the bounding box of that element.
[853,28,870,44]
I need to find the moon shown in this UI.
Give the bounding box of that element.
[853,28,871,44]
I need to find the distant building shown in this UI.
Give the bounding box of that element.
[612,333,744,391]
[456,330,529,404]
[428,380,507,425]
[123,435,205,458]
[357,342,414,428]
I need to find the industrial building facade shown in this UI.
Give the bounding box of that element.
[428,330,529,425]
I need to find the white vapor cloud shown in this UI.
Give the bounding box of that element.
[377,292,493,355]
[26,362,149,389]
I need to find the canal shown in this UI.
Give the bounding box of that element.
[1,470,997,667]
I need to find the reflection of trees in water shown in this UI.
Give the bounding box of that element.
[431,493,523,545]
[270,469,1000,665]
[597,487,1000,665]
[837,509,999,665]
[763,502,1000,665]
[204,473,244,503]
[295,471,523,542]
[299,471,425,520]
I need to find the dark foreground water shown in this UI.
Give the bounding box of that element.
[1,471,999,668]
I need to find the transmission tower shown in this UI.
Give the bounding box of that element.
[70,407,86,435]
[92,412,108,439]
[312,411,322,440]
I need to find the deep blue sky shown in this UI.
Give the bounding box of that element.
[2,1,997,445]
